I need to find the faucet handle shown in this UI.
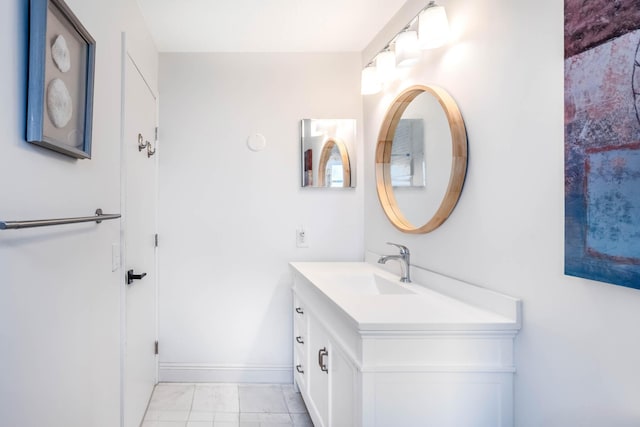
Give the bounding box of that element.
[386,242,409,254]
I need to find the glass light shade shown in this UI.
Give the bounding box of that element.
[361,66,381,95]
[395,31,420,68]
[376,50,396,82]
[418,4,450,49]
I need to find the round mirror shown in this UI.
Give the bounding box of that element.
[375,85,467,233]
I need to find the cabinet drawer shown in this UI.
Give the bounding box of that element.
[293,321,306,352]
[293,298,306,322]
[293,347,307,392]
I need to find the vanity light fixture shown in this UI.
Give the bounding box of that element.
[361,65,382,95]
[418,1,450,49]
[360,1,450,95]
[375,50,396,83]
[395,30,420,68]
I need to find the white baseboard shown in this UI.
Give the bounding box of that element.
[158,363,293,384]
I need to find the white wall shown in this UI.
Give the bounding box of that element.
[158,53,363,382]
[0,1,156,426]
[363,1,640,426]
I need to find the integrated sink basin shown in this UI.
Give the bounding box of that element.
[329,272,415,295]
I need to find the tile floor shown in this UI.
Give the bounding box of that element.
[141,383,314,427]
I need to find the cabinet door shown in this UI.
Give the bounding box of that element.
[330,345,355,427]
[308,315,330,427]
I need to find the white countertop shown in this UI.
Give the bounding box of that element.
[290,261,521,332]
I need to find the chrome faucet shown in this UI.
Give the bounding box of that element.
[378,242,411,283]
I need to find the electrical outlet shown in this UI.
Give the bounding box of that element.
[296,226,308,248]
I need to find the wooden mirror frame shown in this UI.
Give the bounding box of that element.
[375,85,467,233]
[317,138,351,188]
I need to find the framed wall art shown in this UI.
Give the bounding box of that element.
[26,0,96,159]
[564,0,640,289]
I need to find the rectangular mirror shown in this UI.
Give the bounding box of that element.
[301,119,356,188]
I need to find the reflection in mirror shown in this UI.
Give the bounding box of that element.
[391,119,425,187]
[301,119,356,188]
[392,91,453,226]
[376,85,467,234]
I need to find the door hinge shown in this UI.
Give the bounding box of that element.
[154,340,159,355]
[154,233,159,247]
[155,127,158,142]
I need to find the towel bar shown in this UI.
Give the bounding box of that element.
[0,208,120,230]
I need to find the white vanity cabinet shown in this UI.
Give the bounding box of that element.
[291,262,521,427]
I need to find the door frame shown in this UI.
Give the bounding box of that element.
[119,32,160,427]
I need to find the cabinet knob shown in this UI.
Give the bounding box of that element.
[296,364,304,374]
[295,307,304,315]
[296,336,304,344]
[318,347,328,373]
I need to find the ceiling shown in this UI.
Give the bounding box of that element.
[136,0,408,52]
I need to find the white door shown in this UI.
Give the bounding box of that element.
[122,45,158,427]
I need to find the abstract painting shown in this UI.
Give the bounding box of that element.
[565,0,640,288]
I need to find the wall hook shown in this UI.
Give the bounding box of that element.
[137,133,156,158]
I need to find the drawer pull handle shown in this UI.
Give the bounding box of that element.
[318,347,328,373]
[296,364,304,374]
[295,307,304,314]
[296,336,304,344]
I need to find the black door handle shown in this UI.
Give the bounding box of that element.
[127,269,147,285]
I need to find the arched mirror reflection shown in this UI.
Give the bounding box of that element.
[301,119,356,188]
[376,85,467,233]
